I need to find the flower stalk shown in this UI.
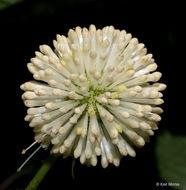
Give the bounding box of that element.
[25,155,57,190]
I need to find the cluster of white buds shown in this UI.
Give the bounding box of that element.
[21,25,166,168]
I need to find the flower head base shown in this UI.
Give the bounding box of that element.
[21,25,166,168]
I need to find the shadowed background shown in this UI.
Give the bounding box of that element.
[0,0,183,189]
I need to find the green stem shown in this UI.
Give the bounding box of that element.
[25,154,57,190]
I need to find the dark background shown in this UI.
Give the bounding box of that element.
[0,0,180,189]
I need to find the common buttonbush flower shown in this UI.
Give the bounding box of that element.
[20,25,166,168]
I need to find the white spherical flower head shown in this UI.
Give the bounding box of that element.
[21,25,166,168]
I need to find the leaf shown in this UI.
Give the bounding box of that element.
[155,130,186,190]
[0,0,24,10]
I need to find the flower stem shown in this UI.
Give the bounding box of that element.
[25,154,57,190]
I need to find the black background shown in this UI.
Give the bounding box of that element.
[0,0,180,189]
